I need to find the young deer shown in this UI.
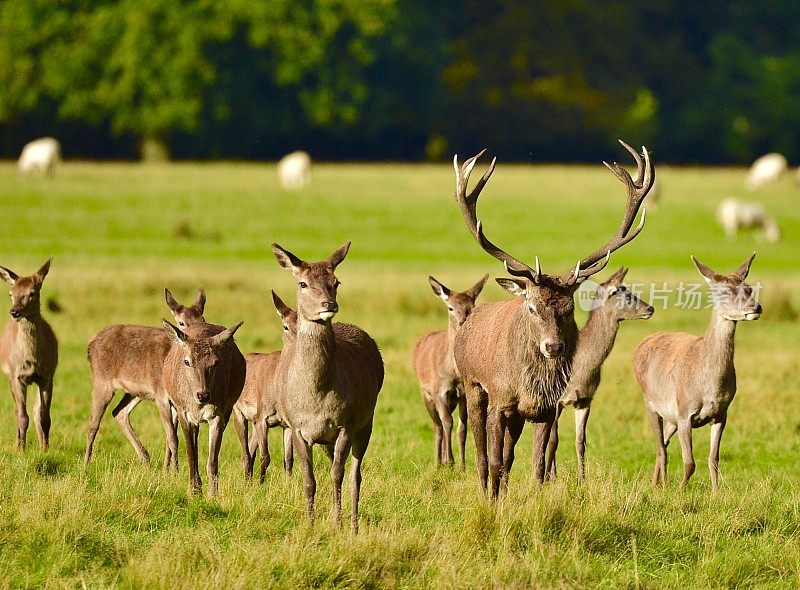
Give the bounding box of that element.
[544,267,654,481]
[413,274,487,468]
[84,288,206,467]
[162,319,246,497]
[451,141,654,497]
[634,254,761,491]
[272,241,384,532]
[0,258,57,450]
[233,291,297,483]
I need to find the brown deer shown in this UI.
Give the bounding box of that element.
[413,274,488,468]
[162,319,246,497]
[451,141,654,497]
[233,290,297,483]
[544,267,654,482]
[634,253,761,491]
[272,241,384,532]
[0,258,57,450]
[84,288,206,467]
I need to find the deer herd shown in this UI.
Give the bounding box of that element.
[1,141,768,531]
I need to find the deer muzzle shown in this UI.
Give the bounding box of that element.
[540,340,565,359]
[196,390,212,404]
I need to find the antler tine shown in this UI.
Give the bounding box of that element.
[453,152,540,284]
[560,142,653,284]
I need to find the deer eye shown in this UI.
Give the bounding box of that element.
[299,281,308,289]
[283,324,289,331]
[447,306,454,312]
[179,321,186,327]
[184,359,190,366]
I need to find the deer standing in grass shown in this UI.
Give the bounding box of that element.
[272,242,384,532]
[84,289,206,467]
[544,267,654,482]
[634,253,761,491]
[0,258,57,450]
[162,319,246,497]
[413,274,487,468]
[452,141,654,497]
[233,291,297,483]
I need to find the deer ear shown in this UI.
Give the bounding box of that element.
[327,241,351,268]
[161,318,188,345]
[0,265,18,285]
[691,255,719,285]
[271,290,293,320]
[732,252,756,280]
[271,243,304,274]
[605,266,628,286]
[164,288,180,312]
[428,276,450,302]
[467,274,490,299]
[33,257,52,284]
[211,321,244,347]
[194,288,206,313]
[495,278,527,297]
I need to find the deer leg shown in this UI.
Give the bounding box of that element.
[532,418,553,484]
[331,428,353,527]
[645,408,667,485]
[112,393,149,464]
[179,416,201,496]
[663,421,678,447]
[292,430,316,521]
[709,415,727,492]
[545,405,563,481]
[423,393,444,466]
[500,414,525,495]
[574,403,592,483]
[207,413,229,497]
[350,420,373,534]
[438,394,455,466]
[33,378,53,450]
[255,420,270,484]
[457,395,468,471]
[10,377,29,450]
[232,408,253,481]
[487,409,507,498]
[84,382,114,464]
[677,420,695,487]
[156,398,179,471]
[283,427,294,475]
[468,387,489,491]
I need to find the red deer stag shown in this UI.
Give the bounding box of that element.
[452,141,654,496]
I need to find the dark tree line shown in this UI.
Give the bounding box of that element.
[1,0,799,163]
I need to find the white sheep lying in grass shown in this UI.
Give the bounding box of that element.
[717,198,780,243]
[746,153,787,190]
[277,151,311,189]
[18,137,62,175]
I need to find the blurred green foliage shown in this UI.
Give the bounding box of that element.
[1,0,799,163]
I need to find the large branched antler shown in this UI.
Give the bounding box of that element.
[453,151,544,285]
[558,140,654,285]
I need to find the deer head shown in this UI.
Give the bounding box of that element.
[453,140,653,358]
[0,258,52,321]
[692,253,761,321]
[164,287,207,328]
[271,242,350,322]
[162,319,243,404]
[594,267,654,321]
[271,290,299,344]
[429,274,488,329]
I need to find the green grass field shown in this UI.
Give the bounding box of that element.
[0,159,799,588]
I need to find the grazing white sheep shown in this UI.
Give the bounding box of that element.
[716,198,780,243]
[746,153,787,190]
[18,137,62,175]
[277,150,311,189]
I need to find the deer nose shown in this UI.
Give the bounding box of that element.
[543,341,564,357]
[321,301,338,313]
[196,391,211,404]
[754,303,763,315]
[9,308,21,320]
